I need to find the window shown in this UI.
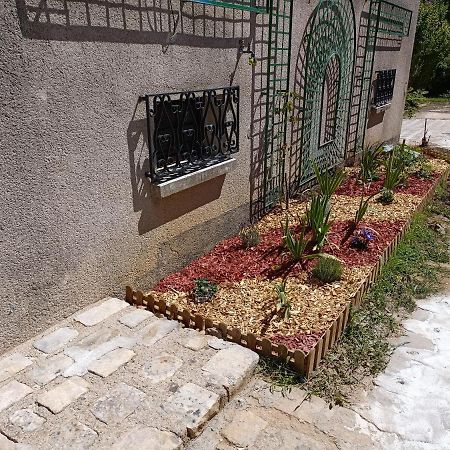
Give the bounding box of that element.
[373,69,396,108]
[142,86,239,183]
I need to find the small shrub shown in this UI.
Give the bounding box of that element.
[350,228,375,249]
[192,278,218,303]
[306,194,332,250]
[359,143,383,182]
[239,224,260,248]
[313,163,345,199]
[413,157,433,179]
[378,187,395,205]
[274,279,291,319]
[312,256,343,283]
[404,88,427,118]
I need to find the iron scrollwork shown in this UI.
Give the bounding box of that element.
[142,86,239,183]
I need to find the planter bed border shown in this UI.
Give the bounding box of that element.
[125,169,448,378]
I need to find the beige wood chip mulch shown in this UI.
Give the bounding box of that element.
[257,193,422,234]
[149,265,371,337]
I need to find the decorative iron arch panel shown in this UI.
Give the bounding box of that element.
[296,0,356,186]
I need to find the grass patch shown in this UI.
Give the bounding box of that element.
[257,187,450,404]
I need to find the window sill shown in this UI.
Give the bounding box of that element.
[371,102,392,113]
[151,158,237,198]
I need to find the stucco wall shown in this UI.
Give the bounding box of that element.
[0,0,419,353]
[0,0,256,352]
[365,0,420,144]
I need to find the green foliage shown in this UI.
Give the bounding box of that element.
[306,194,332,250]
[404,88,428,118]
[354,194,374,225]
[281,218,309,261]
[193,278,218,301]
[239,224,260,248]
[378,187,395,205]
[274,279,291,319]
[312,256,343,283]
[413,156,433,179]
[359,143,383,182]
[409,0,450,96]
[313,164,345,199]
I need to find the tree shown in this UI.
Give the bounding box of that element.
[409,0,450,96]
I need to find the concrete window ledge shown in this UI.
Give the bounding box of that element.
[371,102,391,113]
[151,158,237,198]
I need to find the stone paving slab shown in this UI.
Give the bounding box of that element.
[0,354,33,383]
[74,297,128,327]
[37,377,90,414]
[0,297,259,449]
[0,381,33,413]
[33,328,78,354]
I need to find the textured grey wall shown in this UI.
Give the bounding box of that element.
[0,0,418,353]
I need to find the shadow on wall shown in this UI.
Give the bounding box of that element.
[127,100,226,235]
[15,0,252,47]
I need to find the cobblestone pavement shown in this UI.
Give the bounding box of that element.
[0,297,258,449]
[189,293,450,450]
[401,104,450,148]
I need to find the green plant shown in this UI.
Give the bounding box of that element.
[413,157,433,179]
[312,256,343,283]
[274,279,291,319]
[306,194,332,250]
[239,224,260,248]
[404,88,428,118]
[359,143,383,182]
[281,218,309,261]
[378,187,395,205]
[354,194,374,225]
[378,149,406,203]
[192,278,218,303]
[313,164,345,199]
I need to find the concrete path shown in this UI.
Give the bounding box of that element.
[0,298,259,449]
[189,293,450,450]
[401,103,450,148]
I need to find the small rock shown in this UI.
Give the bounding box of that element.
[37,377,90,414]
[29,354,73,385]
[202,346,258,393]
[119,309,155,328]
[33,327,78,354]
[0,354,33,383]
[91,382,146,424]
[206,336,234,350]
[141,320,180,347]
[88,348,135,377]
[112,427,182,450]
[9,408,46,432]
[180,333,208,351]
[221,410,267,447]
[50,421,98,449]
[0,381,33,412]
[163,383,220,436]
[74,298,128,327]
[142,354,183,383]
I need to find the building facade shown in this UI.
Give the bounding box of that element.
[0,0,418,352]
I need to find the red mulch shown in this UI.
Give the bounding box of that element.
[154,219,406,293]
[270,332,323,354]
[335,172,438,197]
[324,220,405,267]
[397,173,440,195]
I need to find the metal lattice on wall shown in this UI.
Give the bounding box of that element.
[293,0,356,188]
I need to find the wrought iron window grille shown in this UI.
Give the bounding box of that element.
[373,69,396,107]
[140,86,239,184]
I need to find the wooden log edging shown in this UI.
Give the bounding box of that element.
[125,170,448,378]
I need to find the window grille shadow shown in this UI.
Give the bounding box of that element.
[15,0,252,47]
[127,99,226,234]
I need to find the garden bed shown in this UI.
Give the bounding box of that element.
[126,153,448,376]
